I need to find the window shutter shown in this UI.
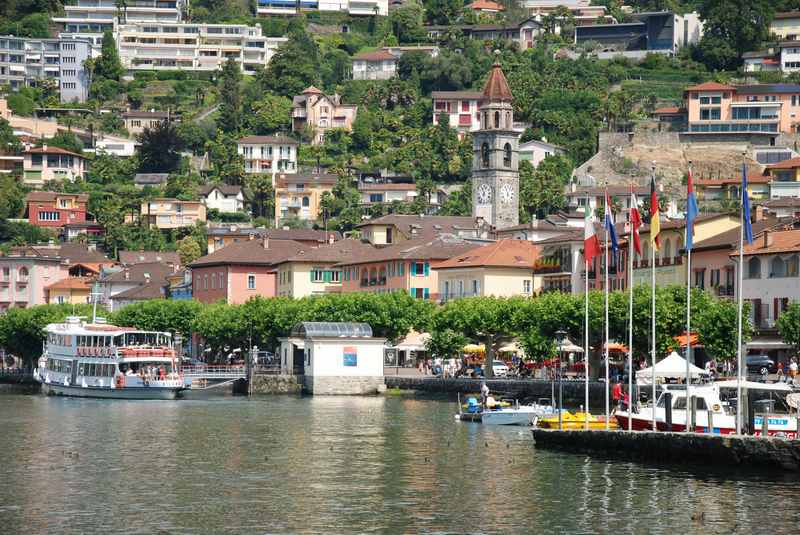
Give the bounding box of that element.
[424,262,430,276]
[423,288,429,299]
[324,270,331,283]
[774,298,780,321]
[754,298,762,325]
[411,262,417,276]
[409,288,415,297]
[310,270,316,282]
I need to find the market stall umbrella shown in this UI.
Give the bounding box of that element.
[395,330,431,352]
[463,344,485,354]
[636,351,707,385]
[560,338,584,353]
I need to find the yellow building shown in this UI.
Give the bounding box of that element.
[45,277,92,305]
[693,173,771,202]
[274,239,372,298]
[275,173,337,225]
[128,199,207,229]
[433,239,539,301]
[632,214,740,287]
[765,157,800,198]
[771,12,800,40]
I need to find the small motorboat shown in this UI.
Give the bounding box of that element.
[455,396,556,426]
[538,411,619,430]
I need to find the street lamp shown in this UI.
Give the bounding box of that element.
[555,329,567,430]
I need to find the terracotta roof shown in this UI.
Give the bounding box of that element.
[238,135,298,145]
[122,111,170,119]
[45,277,93,291]
[694,173,771,186]
[198,183,242,197]
[736,229,800,256]
[302,86,323,94]
[24,146,84,158]
[567,186,650,197]
[133,173,169,185]
[278,239,374,264]
[356,214,477,239]
[99,262,175,284]
[431,91,484,100]
[685,82,735,92]
[761,197,800,209]
[12,243,112,265]
[359,183,417,191]
[206,226,341,243]
[189,239,306,268]
[766,157,800,170]
[113,281,165,301]
[434,239,538,270]
[775,11,800,19]
[467,0,505,10]
[118,250,180,266]
[336,235,481,266]
[638,213,734,234]
[691,217,793,252]
[353,49,397,61]
[25,191,88,203]
[653,107,682,114]
[482,60,513,102]
[277,173,339,186]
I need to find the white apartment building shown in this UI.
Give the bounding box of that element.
[54,0,184,35]
[117,22,287,73]
[256,0,388,17]
[238,135,299,174]
[431,91,484,137]
[0,36,91,103]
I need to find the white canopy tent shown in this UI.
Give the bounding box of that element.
[636,351,707,385]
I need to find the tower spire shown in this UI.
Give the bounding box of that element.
[482,51,513,102]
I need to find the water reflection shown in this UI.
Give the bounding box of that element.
[0,393,798,534]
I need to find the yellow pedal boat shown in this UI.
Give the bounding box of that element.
[537,411,619,430]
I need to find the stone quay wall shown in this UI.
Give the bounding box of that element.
[385,376,607,405]
[305,375,384,395]
[246,375,303,395]
[532,429,800,471]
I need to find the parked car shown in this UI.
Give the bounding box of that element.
[746,355,775,375]
[492,360,509,377]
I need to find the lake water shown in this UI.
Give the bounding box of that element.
[0,391,797,534]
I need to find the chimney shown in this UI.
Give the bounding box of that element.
[42,144,48,152]
[328,233,335,245]
[263,234,269,249]
[124,269,130,281]
[763,230,773,248]
[754,205,765,222]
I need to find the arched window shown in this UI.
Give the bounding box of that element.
[771,256,786,278]
[662,239,672,262]
[379,266,387,284]
[369,267,377,284]
[494,111,500,128]
[481,142,490,168]
[302,196,309,207]
[747,257,761,279]
[361,268,369,285]
[506,111,511,127]
[18,267,28,280]
[503,143,512,167]
[787,255,799,277]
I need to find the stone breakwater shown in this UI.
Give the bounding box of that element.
[532,429,800,471]
[385,376,608,405]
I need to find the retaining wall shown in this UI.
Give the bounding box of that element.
[247,375,303,395]
[385,376,608,405]
[305,375,384,395]
[532,429,800,471]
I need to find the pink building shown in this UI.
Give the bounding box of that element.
[431,91,483,137]
[0,248,70,310]
[337,235,479,300]
[189,238,305,304]
[684,82,800,136]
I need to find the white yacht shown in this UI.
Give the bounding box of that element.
[34,317,186,400]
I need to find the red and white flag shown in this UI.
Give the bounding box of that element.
[630,184,642,256]
[584,204,600,264]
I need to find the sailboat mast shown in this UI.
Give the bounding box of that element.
[604,194,610,430]
[736,157,746,435]
[685,162,693,431]
[628,184,635,432]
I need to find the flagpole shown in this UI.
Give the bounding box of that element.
[685,160,697,433]
[650,163,657,432]
[585,255,590,431]
[604,191,610,430]
[736,157,746,435]
[627,184,634,432]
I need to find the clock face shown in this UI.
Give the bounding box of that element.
[500,183,515,204]
[477,183,492,204]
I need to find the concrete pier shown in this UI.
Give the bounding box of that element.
[385,376,607,404]
[532,429,800,471]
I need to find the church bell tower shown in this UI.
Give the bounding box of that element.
[471,55,519,230]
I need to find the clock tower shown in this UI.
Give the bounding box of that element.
[471,56,519,230]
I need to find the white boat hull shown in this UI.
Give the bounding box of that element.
[41,382,183,400]
[481,409,538,426]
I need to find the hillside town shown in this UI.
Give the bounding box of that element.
[0,0,799,375]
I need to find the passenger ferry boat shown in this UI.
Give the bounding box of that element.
[615,381,798,438]
[34,316,186,400]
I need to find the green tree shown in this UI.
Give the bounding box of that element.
[0,174,24,220]
[0,304,93,367]
[137,120,184,173]
[518,156,571,222]
[217,57,243,134]
[260,25,320,99]
[425,328,468,359]
[6,92,35,116]
[111,299,203,337]
[245,173,274,220]
[389,0,426,43]
[39,131,83,154]
[206,132,246,185]
[694,0,775,70]
[423,0,463,24]
[176,235,202,266]
[248,94,292,134]
[0,118,21,154]
[777,303,800,356]
[95,30,124,81]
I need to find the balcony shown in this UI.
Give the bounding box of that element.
[716,285,735,297]
[440,291,480,303]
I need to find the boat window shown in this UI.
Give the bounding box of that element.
[78,363,85,376]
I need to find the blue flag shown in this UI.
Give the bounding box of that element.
[604,190,619,252]
[742,164,753,245]
[685,167,699,251]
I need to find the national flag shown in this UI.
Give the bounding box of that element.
[685,166,699,251]
[583,199,601,264]
[629,184,642,256]
[604,189,619,252]
[649,174,661,250]
[742,163,753,245]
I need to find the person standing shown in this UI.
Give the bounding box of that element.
[612,381,623,412]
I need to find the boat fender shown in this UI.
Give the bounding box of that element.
[712,403,720,412]
[115,374,125,388]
